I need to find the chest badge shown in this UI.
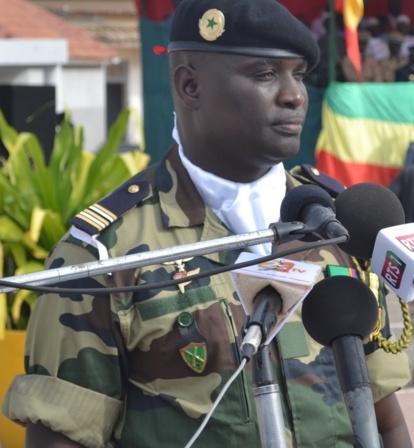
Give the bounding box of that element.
[180,342,208,374]
[163,258,200,293]
[177,312,208,374]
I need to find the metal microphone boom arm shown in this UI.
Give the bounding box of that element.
[0,221,305,293]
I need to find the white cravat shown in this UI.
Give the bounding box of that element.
[173,122,286,255]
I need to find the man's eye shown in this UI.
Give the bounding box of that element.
[294,71,307,81]
[255,71,275,79]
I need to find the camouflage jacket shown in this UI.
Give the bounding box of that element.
[3,146,411,447]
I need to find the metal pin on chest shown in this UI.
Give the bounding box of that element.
[163,257,200,293]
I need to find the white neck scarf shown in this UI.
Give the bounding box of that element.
[173,122,287,255]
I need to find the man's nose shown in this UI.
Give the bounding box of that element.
[276,77,306,109]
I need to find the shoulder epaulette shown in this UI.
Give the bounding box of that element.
[289,164,345,198]
[71,179,150,236]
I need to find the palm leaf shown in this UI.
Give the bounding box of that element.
[0,109,149,334]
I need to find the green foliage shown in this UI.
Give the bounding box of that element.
[0,110,150,337]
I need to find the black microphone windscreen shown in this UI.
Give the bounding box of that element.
[335,183,405,259]
[281,184,336,242]
[281,184,335,222]
[301,276,379,347]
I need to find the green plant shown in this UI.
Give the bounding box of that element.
[0,109,150,338]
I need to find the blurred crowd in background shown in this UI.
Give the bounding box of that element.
[304,10,414,86]
[135,0,414,85]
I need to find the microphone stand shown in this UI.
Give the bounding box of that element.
[0,222,305,293]
[332,336,383,448]
[246,289,287,448]
[253,344,287,448]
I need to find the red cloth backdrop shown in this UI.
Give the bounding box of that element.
[134,0,174,22]
[133,0,414,26]
[364,0,389,18]
[402,0,414,22]
[353,0,414,23]
[278,0,328,24]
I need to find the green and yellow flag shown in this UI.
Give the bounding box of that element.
[315,82,414,187]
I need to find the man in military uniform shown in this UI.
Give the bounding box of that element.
[3,0,412,447]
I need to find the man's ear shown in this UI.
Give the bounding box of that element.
[172,65,200,109]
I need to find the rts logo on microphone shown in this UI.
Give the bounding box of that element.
[396,233,414,252]
[381,250,406,289]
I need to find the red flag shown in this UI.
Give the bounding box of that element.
[336,0,364,81]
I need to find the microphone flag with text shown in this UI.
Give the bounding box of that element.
[302,275,383,448]
[231,252,321,351]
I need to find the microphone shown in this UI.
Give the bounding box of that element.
[301,276,382,448]
[240,286,282,361]
[241,286,289,448]
[334,182,405,259]
[333,183,414,301]
[239,285,289,448]
[231,251,322,347]
[280,184,350,242]
[370,222,414,303]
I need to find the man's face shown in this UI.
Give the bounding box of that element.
[189,53,309,182]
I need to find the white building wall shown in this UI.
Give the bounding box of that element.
[0,67,48,84]
[0,39,67,66]
[0,39,67,86]
[117,47,143,147]
[0,40,130,154]
[60,65,107,152]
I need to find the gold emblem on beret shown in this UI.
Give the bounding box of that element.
[199,9,225,42]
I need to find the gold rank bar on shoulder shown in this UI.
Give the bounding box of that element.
[70,180,150,236]
[75,203,118,231]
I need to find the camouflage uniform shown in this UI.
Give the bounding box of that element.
[3,146,411,447]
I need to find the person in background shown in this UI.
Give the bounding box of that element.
[365,16,391,62]
[310,5,330,40]
[308,12,347,87]
[2,1,412,447]
[395,14,414,58]
[342,31,384,82]
[395,44,414,80]
[390,165,414,222]
[381,31,408,81]
[388,0,403,31]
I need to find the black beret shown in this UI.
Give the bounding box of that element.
[168,0,320,70]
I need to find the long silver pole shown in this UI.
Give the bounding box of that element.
[254,383,287,448]
[0,222,305,293]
